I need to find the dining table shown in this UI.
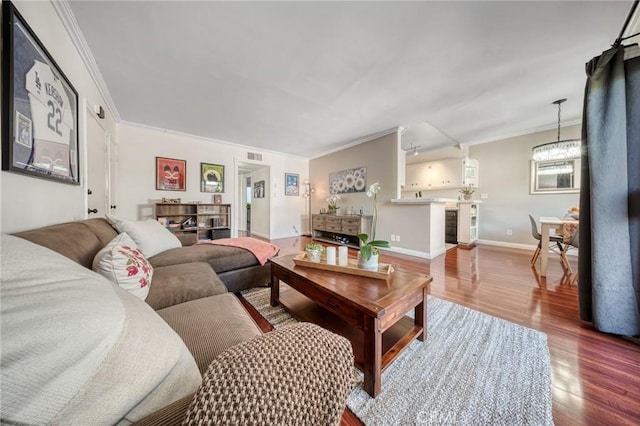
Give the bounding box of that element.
[539,216,579,277]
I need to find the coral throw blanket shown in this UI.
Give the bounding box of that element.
[197,237,279,266]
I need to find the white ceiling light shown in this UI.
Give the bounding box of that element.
[532,99,581,161]
[404,143,421,156]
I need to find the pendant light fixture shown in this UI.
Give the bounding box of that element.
[532,99,581,161]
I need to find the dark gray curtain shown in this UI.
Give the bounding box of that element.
[579,46,640,336]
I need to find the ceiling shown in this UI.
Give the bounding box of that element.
[66,1,634,158]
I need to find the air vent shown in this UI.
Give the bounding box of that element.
[247,152,263,161]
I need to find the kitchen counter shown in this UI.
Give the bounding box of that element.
[387,198,482,257]
[391,198,458,204]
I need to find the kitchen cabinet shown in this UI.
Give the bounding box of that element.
[402,158,479,191]
[405,163,423,190]
[425,161,445,188]
[430,158,464,188]
[462,158,479,187]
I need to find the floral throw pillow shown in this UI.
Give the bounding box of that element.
[92,232,153,300]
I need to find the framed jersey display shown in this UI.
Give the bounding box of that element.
[1,1,80,185]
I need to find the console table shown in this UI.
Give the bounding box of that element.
[311,214,373,248]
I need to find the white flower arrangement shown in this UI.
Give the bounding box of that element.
[366,182,381,198]
[358,182,389,261]
[326,194,341,210]
[366,182,382,241]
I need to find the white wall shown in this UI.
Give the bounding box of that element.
[0,2,307,238]
[310,131,447,258]
[310,124,582,256]
[469,124,581,247]
[1,0,117,233]
[310,131,401,240]
[310,131,441,256]
[248,167,270,239]
[396,124,581,248]
[116,123,307,239]
[0,1,115,233]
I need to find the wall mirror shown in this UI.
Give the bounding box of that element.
[530,99,582,195]
[530,159,580,194]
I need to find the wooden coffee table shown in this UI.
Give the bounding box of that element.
[269,253,432,397]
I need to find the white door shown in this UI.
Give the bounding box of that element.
[86,111,108,217]
[107,135,118,215]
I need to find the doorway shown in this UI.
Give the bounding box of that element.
[235,160,270,239]
[238,176,252,237]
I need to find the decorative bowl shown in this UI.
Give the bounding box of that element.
[568,211,579,220]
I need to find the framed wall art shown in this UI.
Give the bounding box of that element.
[285,173,299,196]
[156,157,186,191]
[1,1,80,184]
[200,163,224,193]
[254,180,265,198]
[161,197,181,203]
[329,166,366,194]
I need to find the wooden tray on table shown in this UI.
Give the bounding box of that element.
[292,252,393,280]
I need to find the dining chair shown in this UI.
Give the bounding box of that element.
[529,215,564,266]
[560,226,579,285]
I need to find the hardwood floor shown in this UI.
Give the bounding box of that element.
[246,236,640,425]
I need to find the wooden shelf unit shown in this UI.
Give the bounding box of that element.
[311,214,373,248]
[155,203,231,245]
[457,202,478,247]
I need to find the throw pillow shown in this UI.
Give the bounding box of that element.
[93,233,153,300]
[106,214,181,257]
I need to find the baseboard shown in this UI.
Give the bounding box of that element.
[476,239,538,251]
[250,231,270,240]
[381,246,445,260]
[476,239,578,256]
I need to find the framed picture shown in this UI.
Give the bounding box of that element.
[329,166,367,194]
[156,157,186,191]
[285,173,299,196]
[200,163,224,193]
[1,1,80,184]
[254,180,265,198]
[161,197,181,203]
[212,194,222,204]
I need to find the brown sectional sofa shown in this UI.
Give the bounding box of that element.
[14,218,270,293]
[2,218,354,425]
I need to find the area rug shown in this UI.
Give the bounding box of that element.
[242,285,553,425]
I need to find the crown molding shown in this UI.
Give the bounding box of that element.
[464,118,582,147]
[309,127,400,160]
[52,0,121,122]
[120,120,309,160]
